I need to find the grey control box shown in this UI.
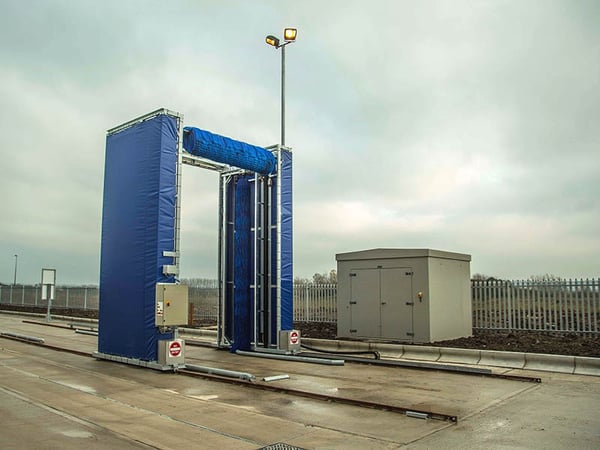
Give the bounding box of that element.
[155,283,189,326]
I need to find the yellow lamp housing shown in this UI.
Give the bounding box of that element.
[266,35,280,47]
[284,28,297,41]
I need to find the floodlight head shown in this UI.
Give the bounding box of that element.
[284,28,297,41]
[266,35,280,47]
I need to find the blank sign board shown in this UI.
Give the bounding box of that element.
[41,269,56,285]
[41,268,56,301]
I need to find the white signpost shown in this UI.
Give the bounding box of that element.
[41,268,56,322]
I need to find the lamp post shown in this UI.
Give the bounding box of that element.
[265,28,297,146]
[13,254,18,286]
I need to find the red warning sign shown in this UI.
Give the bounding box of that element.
[290,331,299,345]
[169,341,182,357]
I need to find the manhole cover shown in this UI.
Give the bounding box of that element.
[257,443,307,450]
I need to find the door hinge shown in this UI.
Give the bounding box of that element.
[349,273,357,277]
[405,271,413,276]
[405,301,414,306]
[349,301,357,305]
[406,332,414,336]
[350,329,357,333]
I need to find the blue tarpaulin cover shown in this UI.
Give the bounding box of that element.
[183,127,276,175]
[98,113,177,361]
[279,150,294,332]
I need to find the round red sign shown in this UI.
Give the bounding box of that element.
[290,331,299,345]
[169,341,182,357]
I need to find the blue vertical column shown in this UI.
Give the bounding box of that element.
[278,149,294,333]
[98,112,177,361]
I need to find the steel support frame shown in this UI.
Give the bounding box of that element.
[215,146,287,351]
[179,134,289,352]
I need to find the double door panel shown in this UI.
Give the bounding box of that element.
[349,267,413,340]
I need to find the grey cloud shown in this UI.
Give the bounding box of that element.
[0,1,598,283]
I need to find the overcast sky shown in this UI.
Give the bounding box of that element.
[1,0,598,285]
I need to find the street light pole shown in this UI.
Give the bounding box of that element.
[281,43,286,146]
[13,254,18,286]
[266,28,297,147]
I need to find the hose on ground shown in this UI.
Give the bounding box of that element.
[301,343,380,360]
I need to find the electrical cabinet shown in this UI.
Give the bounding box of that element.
[155,283,189,327]
[336,249,472,343]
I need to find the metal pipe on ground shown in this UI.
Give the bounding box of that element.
[75,329,98,336]
[263,374,290,382]
[185,364,255,381]
[236,349,344,366]
[0,331,45,344]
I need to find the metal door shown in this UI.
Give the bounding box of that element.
[349,268,380,337]
[380,268,413,341]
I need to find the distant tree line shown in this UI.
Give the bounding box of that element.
[294,269,337,285]
[471,273,566,282]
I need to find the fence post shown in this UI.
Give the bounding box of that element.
[594,278,599,336]
[507,280,513,332]
[304,284,309,322]
[84,287,88,310]
[9,285,13,305]
[585,278,591,333]
[66,287,69,308]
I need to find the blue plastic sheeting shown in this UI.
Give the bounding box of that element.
[183,127,276,175]
[268,150,293,338]
[279,150,294,332]
[99,113,176,361]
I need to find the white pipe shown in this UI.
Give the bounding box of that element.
[263,374,289,382]
[74,329,98,336]
[0,332,45,344]
[218,175,227,348]
[252,173,259,350]
[276,147,282,345]
[236,349,344,366]
[174,113,184,272]
[185,364,255,381]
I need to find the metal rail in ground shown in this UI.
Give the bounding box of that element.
[0,333,92,358]
[0,333,458,422]
[22,319,97,331]
[178,368,458,423]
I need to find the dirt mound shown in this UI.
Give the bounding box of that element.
[294,321,600,358]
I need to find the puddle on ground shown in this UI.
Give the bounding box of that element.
[56,382,96,394]
[60,430,94,439]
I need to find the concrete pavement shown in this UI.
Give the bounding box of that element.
[1,313,599,449]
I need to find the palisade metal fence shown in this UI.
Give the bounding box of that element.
[472,278,599,335]
[1,279,598,335]
[0,285,99,310]
[293,283,337,322]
